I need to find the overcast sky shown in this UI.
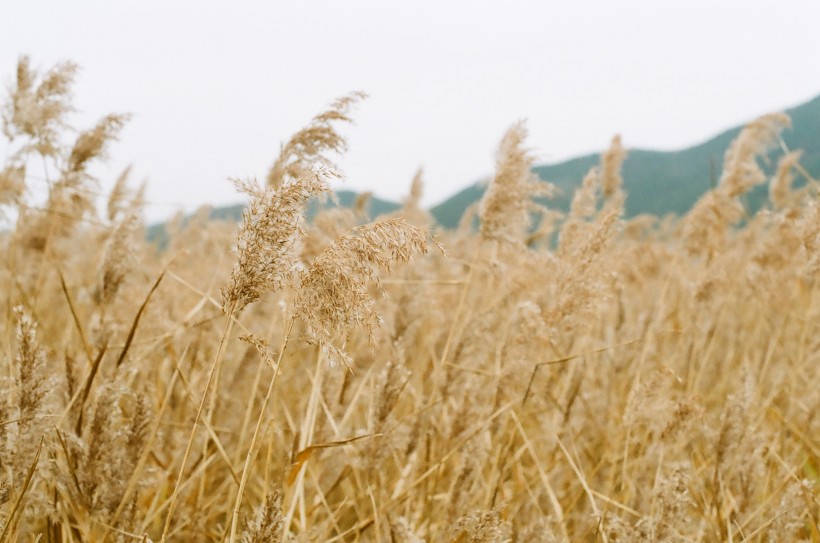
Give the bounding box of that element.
[2,0,819,221]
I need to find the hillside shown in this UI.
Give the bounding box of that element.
[151,93,820,236]
[431,93,820,228]
[146,190,401,246]
[204,190,402,223]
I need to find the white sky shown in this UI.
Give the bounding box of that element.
[2,0,819,222]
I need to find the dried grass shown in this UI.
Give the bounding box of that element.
[1,57,818,543]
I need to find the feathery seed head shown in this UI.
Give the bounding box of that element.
[720,112,790,197]
[601,134,626,199]
[107,165,133,222]
[13,307,47,417]
[405,168,425,210]
[394,169,434,227]
[684,113,791,255]
[569,168,600,220]
[296,218,429,351]
[0,163,26,209]
[67,113,130,175]
[267,91,367,188]
[2,55,78,156]
[353,191,372,218]
[769,150,801,210]
[243,490,284,543]
[222,169,336,313]
[96,210,140,305]
[479,121,554,245]
[12,306,51,486]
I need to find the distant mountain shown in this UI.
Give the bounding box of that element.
[431,93,820,228]
[146,190,401,247]
[147,94,820,240]
[204,190,402,223]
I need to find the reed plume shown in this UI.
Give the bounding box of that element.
[106,166,133,222]
[569,168,600,221]
[222,170,335,313]
[296,218,430,361]
[769,150,802,209]
[721,113,791,197]
[1,55,77,157]
[405,169,424,211]
[242,490,284,543]
[67,114,130,175]
[479,121,554,246]
[96,209,140,306]
[0,163,25,210]
[600,134,626,199]
[684,113,791,256]
[394,169,434,227]
[266,92,366,188]
[11,307,49,458]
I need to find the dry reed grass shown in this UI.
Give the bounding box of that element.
[0,56,818,542]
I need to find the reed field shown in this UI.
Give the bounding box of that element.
[1,56,819,542]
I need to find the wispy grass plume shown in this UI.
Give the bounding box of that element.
[479,121,554,246]
[296,218,430,363]
[222,170,336,313]
[266,92,366,188]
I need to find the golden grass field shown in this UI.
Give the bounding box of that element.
[1,57,819,542]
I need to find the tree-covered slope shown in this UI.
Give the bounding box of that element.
[432,93,820,228]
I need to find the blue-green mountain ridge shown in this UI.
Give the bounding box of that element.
[150,92,820,237]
